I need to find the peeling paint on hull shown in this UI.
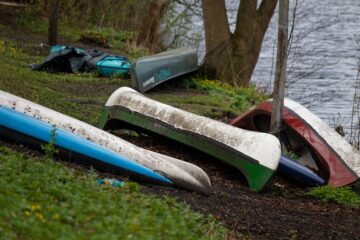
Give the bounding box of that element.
[130,47,198,93]
[229,99,360,187]
[0,90,211,194]
[100,87,281,191]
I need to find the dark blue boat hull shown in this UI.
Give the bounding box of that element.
[278,155,325,186]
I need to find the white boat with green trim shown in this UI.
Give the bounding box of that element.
[99,87,281,191]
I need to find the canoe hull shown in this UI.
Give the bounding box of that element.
[0,90,211,194]
[100,87,281,191]
[130,48,198,93]
[0,107,170,184]
[229,99,360,187]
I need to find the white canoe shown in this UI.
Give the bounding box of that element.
[100,87,281,191]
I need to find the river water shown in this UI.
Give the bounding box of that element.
[183,0,360,134]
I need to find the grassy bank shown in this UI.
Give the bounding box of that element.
[0,35,264,124]
[0,146,226,239]
[2,17,359,239]
[0,39,229,238]
[0,28,264,238]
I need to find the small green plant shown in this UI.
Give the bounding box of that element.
[179,77,266,112]
[41,125,59,159]
[283,149,300,160]
[308,186,360,207]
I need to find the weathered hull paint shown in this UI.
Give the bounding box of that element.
[0,106,171,184]
[100,87,281,191]
[131,47,198,93]
[0,90,211,194]
[229,99,360,187]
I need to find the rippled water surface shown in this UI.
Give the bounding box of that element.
[189,0,360,132]
[253,0,360,131]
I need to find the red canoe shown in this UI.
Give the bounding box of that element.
[229,98,360,187]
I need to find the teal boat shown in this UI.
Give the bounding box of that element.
[32,45,131,77]
[131,47,198,93]
[99,87,281,192]
[96,56,131,77]
[50,45,67,53]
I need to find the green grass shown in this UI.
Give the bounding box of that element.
[0,36,231,239]
[12,11,147,60]
[182,78,266,112]
[0,146,226,239]
[0,39,124,125]
[0,38,264,124]
[308,186,360,207]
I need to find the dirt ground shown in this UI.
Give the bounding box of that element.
[113,131,360,240]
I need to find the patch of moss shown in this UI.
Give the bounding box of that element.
[308,186,360,207]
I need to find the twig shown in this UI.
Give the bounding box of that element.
[0,1,27,7]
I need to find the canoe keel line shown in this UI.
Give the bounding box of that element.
[0,90,211,194]
[229,99,360,187]
[0,107,170,184]
[99,87,281,191]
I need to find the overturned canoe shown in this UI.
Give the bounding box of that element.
[99,87,281,191]
[0,106,170,184]
[229,98,360,187]
[130,47,198,93]
[0,90,211,194]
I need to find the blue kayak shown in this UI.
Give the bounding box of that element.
[278,155,325,186]
[0,106,171,184]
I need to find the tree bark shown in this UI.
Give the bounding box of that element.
[201,0,231,79]
[202,0,230,55]
[48,0,60,46]
[136,0,168,52]
[270,0,289,136]
[202,0,278,86]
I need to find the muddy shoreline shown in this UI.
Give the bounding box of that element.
[1,126,360,239]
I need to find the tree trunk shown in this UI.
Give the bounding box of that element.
[201,0,231,79]
[202,0,278,86]
[270,0,289,136]
[48,0,60,46]
[136,0,168,52]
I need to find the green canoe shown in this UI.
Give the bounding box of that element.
[99,87,281,191]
